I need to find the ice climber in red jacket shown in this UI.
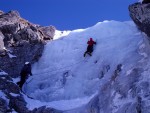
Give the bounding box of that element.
[84,38,96,57]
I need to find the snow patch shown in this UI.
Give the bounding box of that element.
[0,70,8,76]
[10,93,19,97]
[8,53,17,58]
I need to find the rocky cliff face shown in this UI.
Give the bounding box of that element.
[0,10,57,112]
[0,10,55,77]
[129,2,150,38]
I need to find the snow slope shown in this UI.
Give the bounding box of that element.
[24,20,143,110]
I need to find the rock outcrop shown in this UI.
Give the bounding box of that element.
[129,2,150,38]
[0,10,55,77]
[0,10,58,113]
[0,74,61,113]
[142,0,150,4]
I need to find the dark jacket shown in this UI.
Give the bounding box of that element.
[20,64,32,77]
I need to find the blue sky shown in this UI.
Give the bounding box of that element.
[0,0,136,30]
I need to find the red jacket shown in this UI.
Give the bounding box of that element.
[87,38,96,46]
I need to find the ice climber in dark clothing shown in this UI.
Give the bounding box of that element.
[18,62,32,89]
[84,38,96,57]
